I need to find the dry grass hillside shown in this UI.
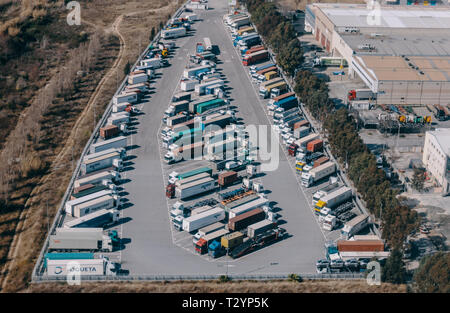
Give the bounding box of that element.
[25,280,407,293]
[0,0,182,292]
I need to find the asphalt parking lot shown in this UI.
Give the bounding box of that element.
[101,0,329,275]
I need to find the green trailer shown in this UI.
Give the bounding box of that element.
[196,99,226,114]
[177,166,213,180]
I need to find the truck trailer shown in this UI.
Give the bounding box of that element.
[48,228,115,252]
[90,136,127,154]
[64,209,120,228]
[301,162,336,187]
[313,186,352,213]
[161,27,186,39]
[341,215,370,239]
[80,152,122,175]
[181,207,226,232]
[46,257,117,276]
[74,170,121,188]
[175,177,216,199]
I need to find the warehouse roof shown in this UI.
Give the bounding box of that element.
[428,128,450,157]
[317,4,450,29]
[354,55,450,82]
[342,31,450,57]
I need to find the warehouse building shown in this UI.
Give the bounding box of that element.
[305,3,450,105]
[422,128,450,195]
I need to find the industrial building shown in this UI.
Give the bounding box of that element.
[305,3,450,105]
[422,128,450,195]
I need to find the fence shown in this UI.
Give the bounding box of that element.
[32,272,365,283]
[31,2,188,282]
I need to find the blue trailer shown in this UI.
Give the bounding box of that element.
[274,96,298,111]
[44,252,94,268]
[253,63,276,72]
[233,33,259,46]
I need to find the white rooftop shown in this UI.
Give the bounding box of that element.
[429,128,450,156]
[320,5,450,29]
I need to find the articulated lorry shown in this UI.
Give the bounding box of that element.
[228,196,269,219]
[46,257,118,276]
[314,186,352,214]
[341,215,370,239]
[65,190,120,217]
[194,79,224,96]
[175,177,216,199]
[64,209,120,228]
[242,50,268,66]
[192,222,225,244]
[258,77,284,98]
[301,162,336,187]
[161,27,186,39]
[81,151,123,175]
[348,88,376,101]
[90,136,127,154]
[288,133,320,156]
[312,181,341,205]
[228,207,266,231]
[195,228,230,254]
[230,227,285,259]
[180,207,226,232]
[48,228,118,252]
[74,170,121,189]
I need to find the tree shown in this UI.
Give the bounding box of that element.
[382,248,407,284]
[413,252,450,293]
[411,168,426,191]
[149,27,156,42]
[123,61,131,76]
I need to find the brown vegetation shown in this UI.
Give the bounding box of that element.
[24,279,407,293]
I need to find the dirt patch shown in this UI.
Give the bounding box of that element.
[24,279,407,293]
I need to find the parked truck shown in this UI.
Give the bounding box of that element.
[247,219,276,238]
[183,65,211,79]
[192,222,225,244]
[99,125,119,140]
[314,186,352,214]
[337,239,384,252]
[230,228,285,259]
[48,228,116,252]
[140,57,162,69]
[195,79,224,96]
[46,257,117,276]
[341,215,370,239]
[74,170,121,189]
[113,92,138,105]
[90,136,127,154]
[195,98,226,114]
[288,133,319,156]
[64,209,120,228]
[195,228,229,254]
[161,27,186,39]
[180,207,225,232]
[228,196,269,219]
[258,77,284,98]
[172,91,192,102]
[231,16,250,28]
[228,207,266,232]
[221,231,244,251]
[128,73,148,85]
[312,181,340,205]
[175,177,216,199]
[301,162,336,187]
[242,50,269,66]
[81,152,123,175]
[348,89,376,101]
[65,188,119,214]
[166,113,189,127]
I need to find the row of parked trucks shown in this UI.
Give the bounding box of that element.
[43,7,204,277]
[317,235,389,273]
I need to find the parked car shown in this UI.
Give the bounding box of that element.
[344,259,359,269]
[316,259,330,269]
[330,259,345,269]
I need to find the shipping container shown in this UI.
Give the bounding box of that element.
[228,208,266,231]
[306,139,323,153]
[221,232,244,250]
[218,171,238,186]
[247,219,276,238]
[100,125,119,140]
[337,240,384,252]
[90,136,127,154]
[228,196,269,219]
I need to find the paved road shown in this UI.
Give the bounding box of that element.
[119,0,325,275]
